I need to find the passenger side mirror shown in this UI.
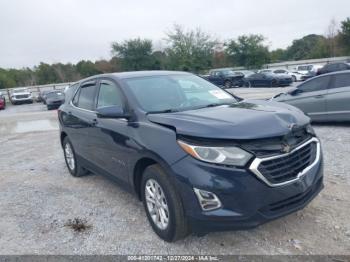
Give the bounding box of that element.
[290,89,303,96]
[96,106,129,119]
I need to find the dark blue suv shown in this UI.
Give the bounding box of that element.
[58,71,323,242]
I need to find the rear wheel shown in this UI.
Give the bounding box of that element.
[244,81,251,88]
[224,80,232,89]
[141,164,189,242]
[62,137,88,177]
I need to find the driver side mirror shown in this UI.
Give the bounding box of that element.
[96,105,130,119]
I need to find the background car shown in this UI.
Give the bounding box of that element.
[0,92,6,110]
[294,64,324,81]
[272,71,350,122]
[260,69,304,82]
[203,68,245,88]
[45,90,65,110]
[244,72,293,87]
[317,62,350,75]
[10,88,33,105]
[38,90,53,104]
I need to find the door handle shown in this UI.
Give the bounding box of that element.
[314,95,323,99]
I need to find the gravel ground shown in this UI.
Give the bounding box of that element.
[0,94,349,255]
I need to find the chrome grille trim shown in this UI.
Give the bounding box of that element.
[249,137,320,187]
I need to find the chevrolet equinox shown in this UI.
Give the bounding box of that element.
[58,71,323,242]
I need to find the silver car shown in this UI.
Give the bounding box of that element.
[272,71,350,122]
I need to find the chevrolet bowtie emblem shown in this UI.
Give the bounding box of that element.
[281,143,292,153]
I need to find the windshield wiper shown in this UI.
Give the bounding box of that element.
[147,108,180,114]
[198,103,232,109]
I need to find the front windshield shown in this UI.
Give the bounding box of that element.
[124,74,237,113]
[298,65,312,71]
[46,91,64,99]
[13,89,27,93]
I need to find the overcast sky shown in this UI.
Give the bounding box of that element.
[1,0,349,69]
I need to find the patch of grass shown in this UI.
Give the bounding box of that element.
[64,217,92,232]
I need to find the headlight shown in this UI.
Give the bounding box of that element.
[306,124,316,136]
[177,140,253,167]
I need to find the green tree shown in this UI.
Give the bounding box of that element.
[76,60,101,78]
[269,48,286,63]
[284,34,328,60]
[339,17,350,54]
[225,34,270,69]
[35,62,60,85]
[0,70,16,89]
[111,38,156,71]
[165,25,217,72]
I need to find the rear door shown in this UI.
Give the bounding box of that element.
[325,73,350,121]
[69,80,99,162]
[284,76,331,121]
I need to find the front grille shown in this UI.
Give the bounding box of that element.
[15,95,29,99]
[260,177,323,216]
[257,141,317,184]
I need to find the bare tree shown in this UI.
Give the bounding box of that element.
[326,18,339,57]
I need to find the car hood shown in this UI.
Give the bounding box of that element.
[147,100,309,140]
[47,97,64,102]
[297,71,309,75]
[12,92,30,96]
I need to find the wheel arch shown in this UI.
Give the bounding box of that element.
[132,154,177,201]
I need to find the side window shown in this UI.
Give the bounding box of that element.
[338,63,348,70]
[97,81,124,108]
[299,76,330,93]
[66,83,79,102]
[75,83,97,110]
[332,74,350,89]
[327,64,338,71]
[72,88,80,106]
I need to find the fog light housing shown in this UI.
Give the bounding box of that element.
[194,188,222,211]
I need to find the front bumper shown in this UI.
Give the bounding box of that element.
[171,140,324,233]
[12,97,33,103]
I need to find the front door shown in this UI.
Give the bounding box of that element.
[89,79,132,183]
[285,76,331,121]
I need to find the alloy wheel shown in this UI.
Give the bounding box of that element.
[145,179,169,230]
[64,143,75,171]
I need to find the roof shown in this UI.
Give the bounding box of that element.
[110,70,190,79]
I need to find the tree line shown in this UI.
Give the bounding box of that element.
[1,18,350,89]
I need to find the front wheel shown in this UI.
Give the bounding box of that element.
[244,81,251,88]
[141,164,189,242]
[292,75,297,82]
[270,79,278,87]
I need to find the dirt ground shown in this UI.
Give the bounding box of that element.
[0,97,349,255]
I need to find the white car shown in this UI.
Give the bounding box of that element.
[10,88,33,105]
[294,64,324,81]
[259,69,303,82]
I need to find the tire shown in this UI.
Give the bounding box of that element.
[270,79,278,88]
[62,137,88,177]
[47,105,51,110]
[244,81,251,88]
[141,164,189,242]
[224,80,232,89]
[292,75,297,82]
